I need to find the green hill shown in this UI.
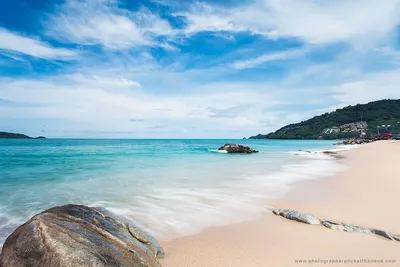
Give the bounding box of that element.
[0,131,46,139]
[249,99,400,140]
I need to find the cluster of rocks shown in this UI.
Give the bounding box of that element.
[218,144,259,154]
[336,138,375,145]
[272,208,400,242]
[0,205,165,267]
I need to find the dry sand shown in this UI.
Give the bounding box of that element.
[160,140,400,267]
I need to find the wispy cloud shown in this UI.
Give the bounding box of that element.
[45,0,174,50]
[69,74,142,88]
[0,73,283,137]
[180,0,400,48]
[231,48,308,69]
[179,3,245,34]
[0,28,77,59]
[330,69,400,105]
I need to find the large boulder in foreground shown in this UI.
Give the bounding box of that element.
[0,204,164,267]
[218,144,259,154]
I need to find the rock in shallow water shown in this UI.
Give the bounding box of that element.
[321,151,338,155]
[218,144,259,154]
[0,204,164,267]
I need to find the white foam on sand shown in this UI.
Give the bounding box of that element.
[93,155,346,241]
[289,144,359,158]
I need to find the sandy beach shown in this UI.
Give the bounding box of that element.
[161,140,400,267]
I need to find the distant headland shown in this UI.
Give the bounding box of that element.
[0,131,46,139]
[249,99,400,140]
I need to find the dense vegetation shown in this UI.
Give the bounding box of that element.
[0,131,46,139]
[249,99,400,140]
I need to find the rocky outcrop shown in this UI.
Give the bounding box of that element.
[0,204,164,267]
[336,138,375,145]
[272,208,399,242]
[218,144,259,154]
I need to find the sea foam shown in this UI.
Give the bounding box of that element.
[0,139,346,244]
[93,155,345,240]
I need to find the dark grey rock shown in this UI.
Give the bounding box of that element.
[218,144,259,154]
[322,151,338,155]
[391,234,400,241]
[372,229,395,241]
[0,204,164,267]
[298,150,312,153]
[273,209,322,225]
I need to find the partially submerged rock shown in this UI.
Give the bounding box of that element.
[272,207,399,242]
[218,144,259,154]
[321,151,345,159]
[298,150,313,153]
[322,151,338,155]
[0,204,164,267]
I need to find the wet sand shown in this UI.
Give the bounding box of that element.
[161,140,400,267]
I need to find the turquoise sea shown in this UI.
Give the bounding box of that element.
[0,139,347,244]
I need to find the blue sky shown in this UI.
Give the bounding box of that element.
[1,0,400,138]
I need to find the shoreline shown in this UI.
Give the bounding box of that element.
[0,139,341,246]
[0,144,348,252]
[153,144,350,242]
[160,140,400,266]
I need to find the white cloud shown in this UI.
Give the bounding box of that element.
[2,63,400,137]
[0,74,283,137]
[178,3,245,34]
[180,0,400,48]
[0,28,77,59]
[260,0,399,47]
[231,48,308,69]
[330,69,400,106]
[45,0,174,49]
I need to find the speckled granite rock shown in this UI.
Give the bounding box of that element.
[273,209,322,225]
[0,204,164,267]
[272,207,399,242]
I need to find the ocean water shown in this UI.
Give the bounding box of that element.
[0,139,348,244]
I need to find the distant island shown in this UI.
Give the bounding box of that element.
[0,131,46,139]
[249,99,400,140]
